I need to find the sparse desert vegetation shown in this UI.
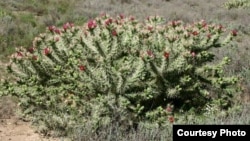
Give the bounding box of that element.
[0,0,250,141]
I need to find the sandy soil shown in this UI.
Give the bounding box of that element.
[0,118,60,141]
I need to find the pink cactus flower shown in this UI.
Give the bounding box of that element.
[88,20,97,30]
[105,18,113,26]
[54,28,61,34]
[63,22,70,31]
[44,48,50,55]
[48,25,55,32]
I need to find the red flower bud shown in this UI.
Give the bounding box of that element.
[100,12,106,17]
[164,52,170,59]
[44,48,50,55]
[147,50,154,57]
[105,18,113,26]
[172,21,176,27]
[32,55,38,60]
[218,24,223,31]
[63,22,70,31]
[191,52,196,57]
[207,33,211,39]
[168,116,174,123]
[119,14,125,19]
[192,31,198,36]
[201,20,207,28]
[48,25,55,32]
[166,106,172,113]
[130,16,135,21]
[69,22,74,27]
[88,20,97,30]
[147,26,153,31]
[111,29,117,36]
[17,52,23,57]
[79,65,86,71]
[54,28,61,34]
[231,29,237,36]
[28,47,35,53]
[55,37,60,42]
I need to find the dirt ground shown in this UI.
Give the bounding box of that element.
[0,96,62,141]
[0,118,60,141]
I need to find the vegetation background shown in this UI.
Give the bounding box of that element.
[0,0,250,141]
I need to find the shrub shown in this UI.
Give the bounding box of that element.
[224,0,250,9]
[0,14,240,136]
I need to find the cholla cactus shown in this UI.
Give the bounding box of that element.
[2,14,240,134]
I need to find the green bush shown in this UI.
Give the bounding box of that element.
[0,14,240,136]
[224,0,250,9]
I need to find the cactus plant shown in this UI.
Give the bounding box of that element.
[0,14,240,135]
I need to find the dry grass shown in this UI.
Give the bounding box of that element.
[0,96,17,119]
